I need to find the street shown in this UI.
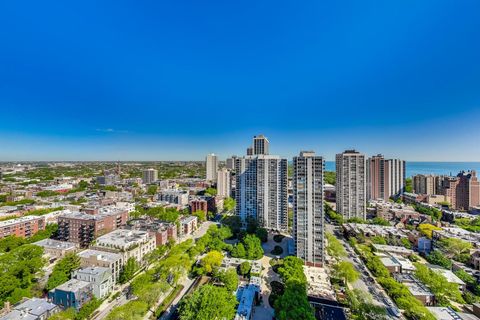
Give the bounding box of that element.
[92,220,215,320]
[326,223,402,319]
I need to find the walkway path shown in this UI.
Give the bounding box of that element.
[253,233,291,320]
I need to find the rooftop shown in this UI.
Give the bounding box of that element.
[54,278,91,293]
[78,249,122,263]
[95,229,151,249]
[33,238,77,250]
[428,265,465,285]
[0,215,44,228]
[0,298,58,320]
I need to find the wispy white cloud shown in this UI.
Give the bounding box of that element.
[95,128,129,133]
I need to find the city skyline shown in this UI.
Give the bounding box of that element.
[1,1,480,161]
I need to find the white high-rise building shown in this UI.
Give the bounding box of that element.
[206,153,218,182]
[235,153,288,231]
[253,134,269,155]
[217,168,231,198]
[336,150,366,220]
[142,169,158,184]
[293,151,325,267]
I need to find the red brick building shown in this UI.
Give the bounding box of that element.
[0,215,46,238]
[57,210,129,247]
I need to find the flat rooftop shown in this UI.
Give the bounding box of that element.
[0,215,43,227]
[78,249,122,263]
[96,229,151,249]
[33,238,77,250]
[54,278,91,292]
[304,266,335,300]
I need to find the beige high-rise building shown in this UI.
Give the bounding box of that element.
[413,174,436,195]
[142,168,158,184]
[216,168,231,198]
[205,153,218,182]
[336,150,366,220]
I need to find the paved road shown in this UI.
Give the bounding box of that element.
[94,220,214,320]
[159,277,194,320]
[326,223,402,319]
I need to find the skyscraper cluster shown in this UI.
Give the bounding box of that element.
[208,138,406,267]
[413,171,480,210]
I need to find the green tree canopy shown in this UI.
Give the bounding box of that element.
[119,257,139,284]
[200,250,224,274]
[47,253,80,290]
[333,261,360,284]
[239,261,251,276]
[274,279,315,320]
[179,285,237,320]
[213,268,238,292]
[223,197,236,212]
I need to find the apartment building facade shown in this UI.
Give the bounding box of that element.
[293,151,325,267]
[336,150,366,220]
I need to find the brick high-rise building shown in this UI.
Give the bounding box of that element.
[413,174,437,195]
[366,155,405,201]
[336,150,366,220]
[442,171,480,211]
[57,210,129,247]
[293,151,325,267]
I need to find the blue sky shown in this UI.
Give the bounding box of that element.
[1,0,479,161]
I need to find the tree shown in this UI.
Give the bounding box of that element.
[147,185,158,195]
[371,236,387,245]
[370,217,390,226]
[425,250,452,269]
[200,250,223,274]
[239,261,251,276]
[179,285,237,320]
[439,238,472,261]
[274,280,315,320]
[401,238,412,249]
[223,197,236,212]
[76,298,101,320]
[418,223,441,239]
[192,210,207,222]
[205,187,217,196]
[255,228,268,243]
[346,288,387,320]
[324,171,336,185]
[214,268,238,292]
[414,263,464,305]
[119,258,139,284]
[242,234,264,260]
[333,261,360,284]
[278,256,306,283]
[231,243,246,258]
[47,253,80,290]
[326,232,347,260]
[405,178,413,193]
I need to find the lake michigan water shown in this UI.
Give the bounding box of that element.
[324,162,480,178]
